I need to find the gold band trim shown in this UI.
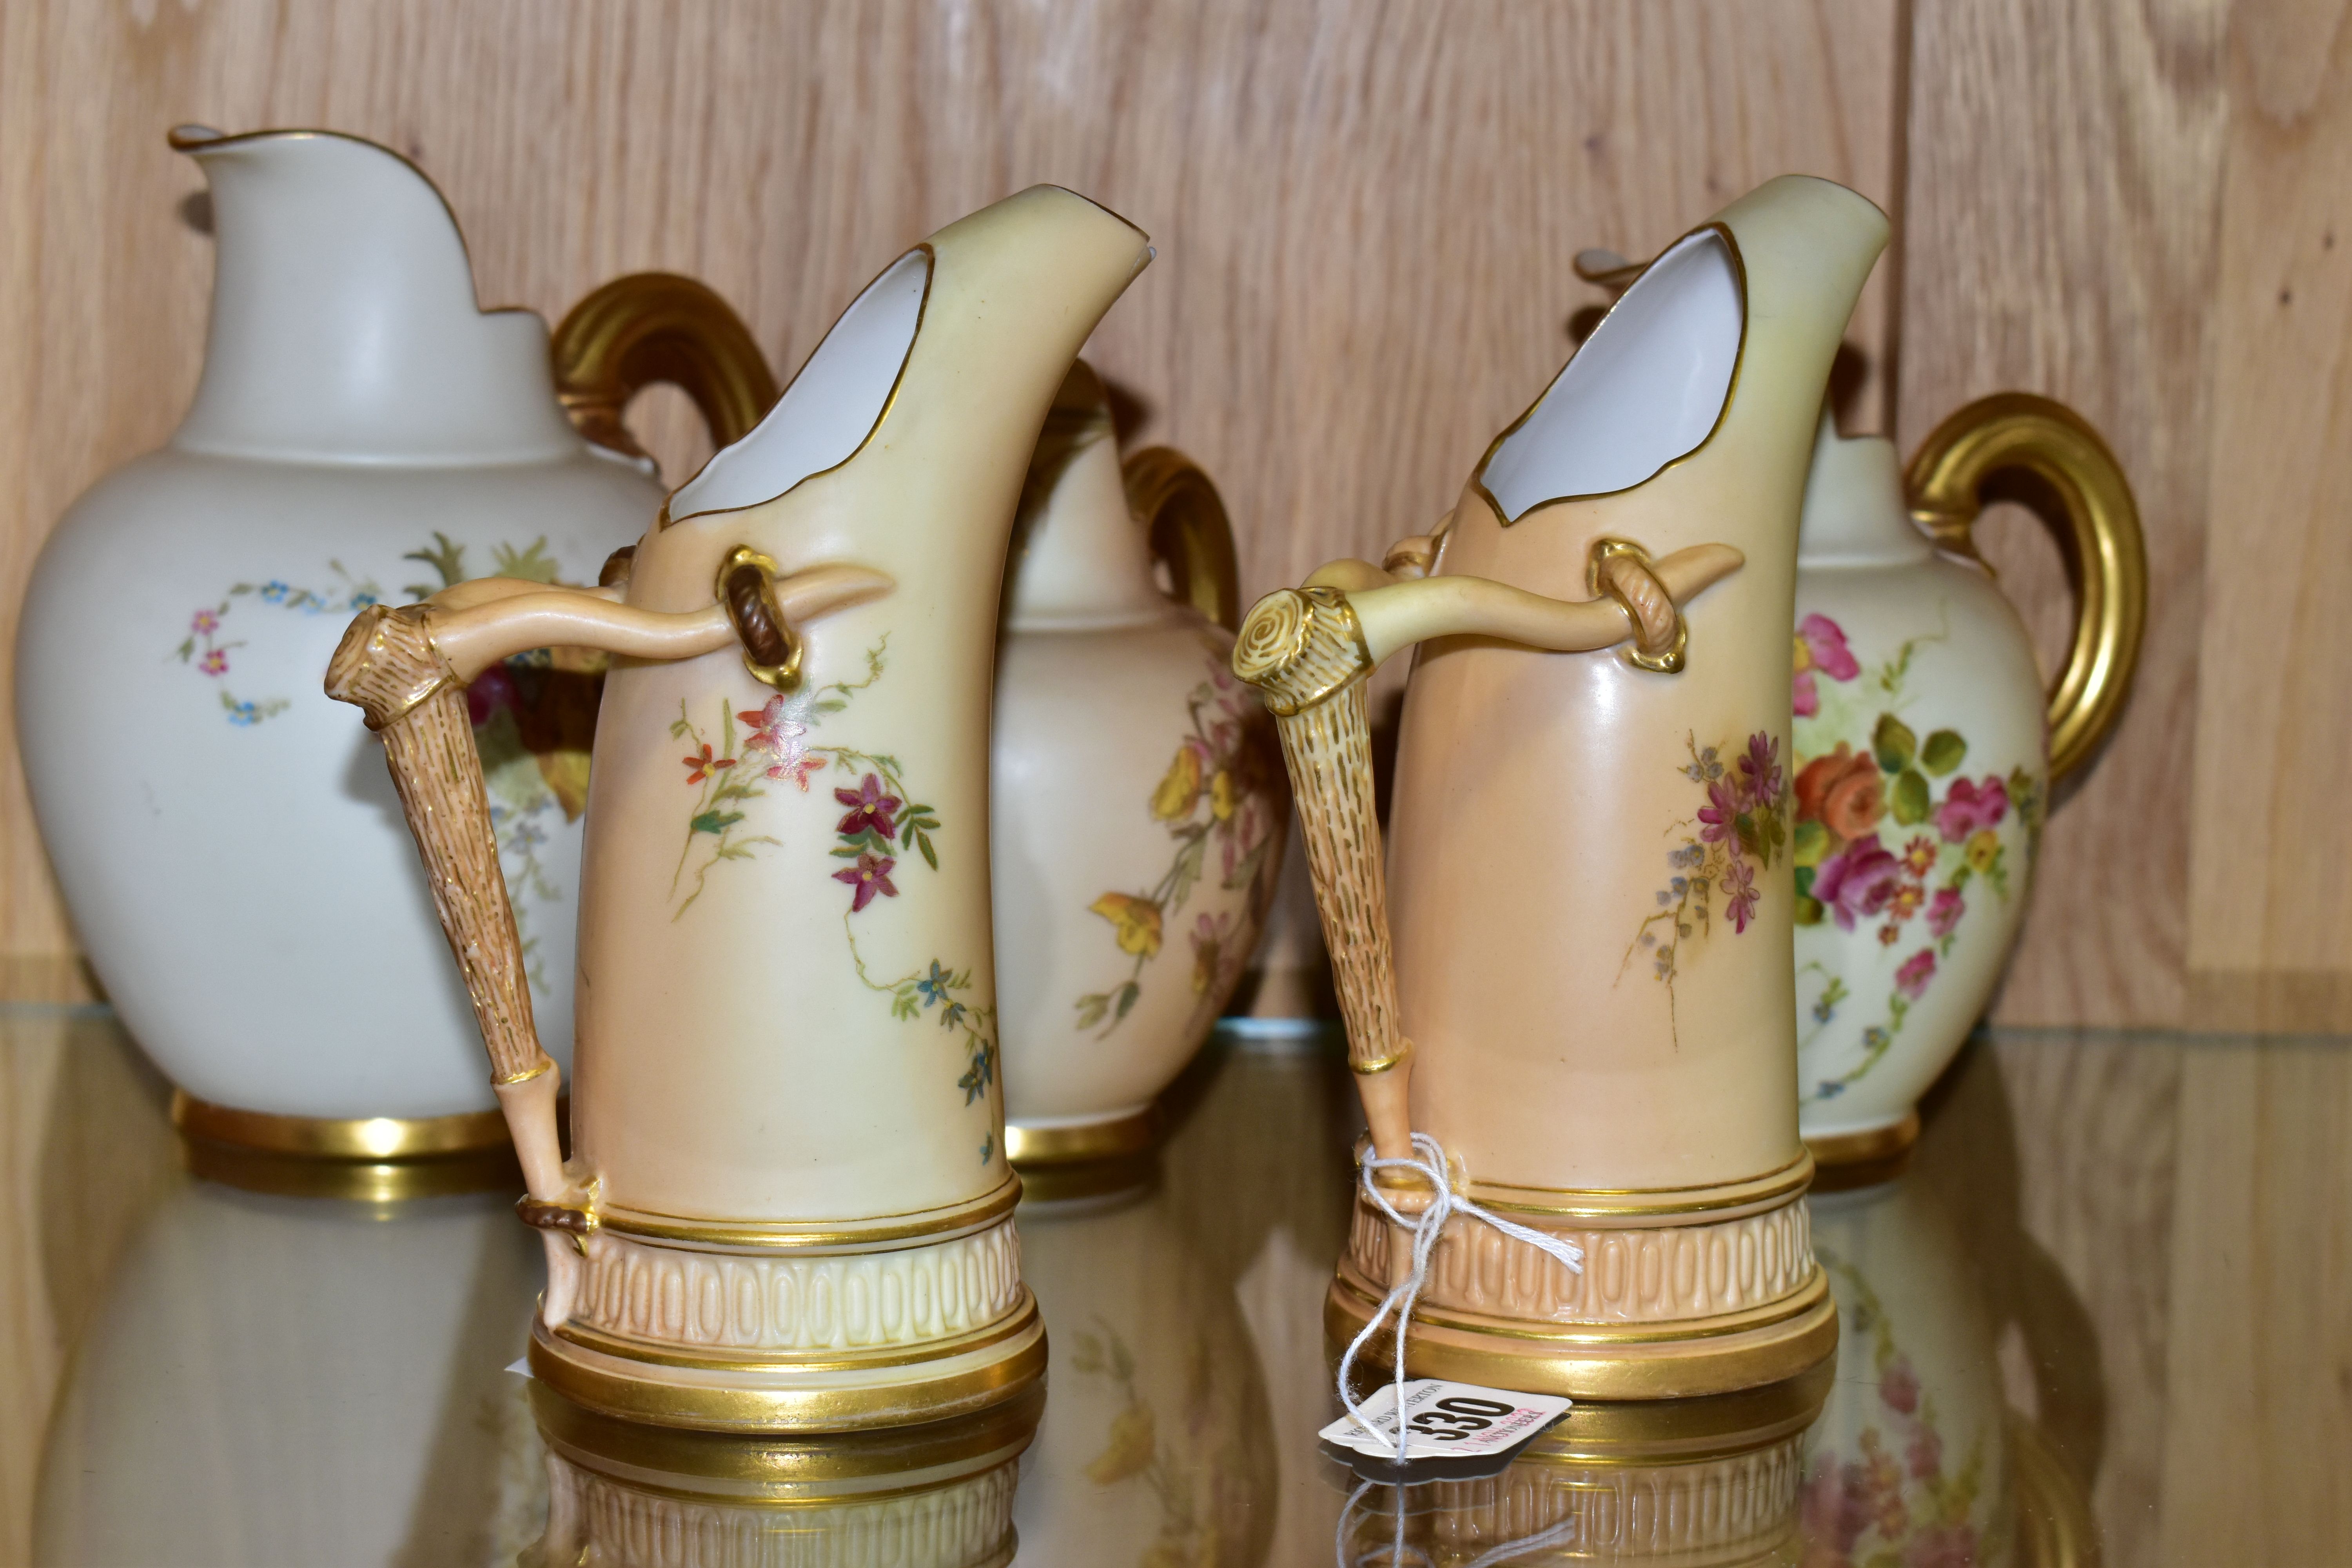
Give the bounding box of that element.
[593,1174,1022,1252]
[1804,1110,1921,1171]
[528,1290,1047,1433]
[495,1059,553,1087]
[1327,1267,1837,1402]
[551,1298,1036,1375]
[1350,1042,1412,1075]
[1465,1148,1815,1223]
[171,1090,511,1160]
[1004,1108,1157,1167]
[1336,1262,1831,1347]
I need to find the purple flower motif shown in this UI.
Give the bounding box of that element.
[834,773,902,842]
[832,851,898,912]
[1895,947,1937,1000]
[1722,855,1759,933]
[1879,1357,1920,1415]
[1811,834,1902,931]
[1738,731,1783,810]
[1798,613,1861,681]
[1698,779,1745,849]
[1934,775,2009,844]
[1927,887,1965,938]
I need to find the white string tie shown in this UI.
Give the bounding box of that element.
[1335,1132,1584,1464]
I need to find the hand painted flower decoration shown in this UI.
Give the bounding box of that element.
[833,851,898,913]
[1933,775,2009,843]
[1089,892,1164,958]
[834,772,902,841]
[191,608,220,635]
[738,693,828,789]
[1797,743,1886,841]
[1792,612,1861,717]
[682,742,733,785]
[198,648,229,675]
[1895,948,1938,1000]
[1811,834,1902,931]
[1927,886,1965,938]
[1722,855,1759,933]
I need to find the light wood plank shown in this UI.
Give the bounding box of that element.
[0,0,1896,991]
[2183,0,2352,1029]
[1897,0,2230,1027]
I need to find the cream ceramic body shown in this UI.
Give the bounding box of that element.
[14,129,657,1120]
[35,1182,544,1566]
[992,371,1284,1154]
[1792,426,2045,1146]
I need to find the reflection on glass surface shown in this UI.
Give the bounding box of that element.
[36,1179,545,1566]
[527,1384,1038,1568]
[7,1013,2301,1564]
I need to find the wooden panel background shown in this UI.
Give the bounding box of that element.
[0,0,2341,1023]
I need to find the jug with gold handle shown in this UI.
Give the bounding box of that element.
[1231,176,1891,1399]
[325,185,1155,1430]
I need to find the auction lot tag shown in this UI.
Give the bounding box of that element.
[1318,1379,1571,1463]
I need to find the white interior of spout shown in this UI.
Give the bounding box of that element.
[668,248,931,521]
[1480,229,1743,519]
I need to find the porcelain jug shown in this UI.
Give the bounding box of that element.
[1792,401,2143,1162]
[326,185,1154,1431]
[1231,175,1887,1399]
[14,127,769,1164]
[992,362,1287,1165]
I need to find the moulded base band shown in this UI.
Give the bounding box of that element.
[171,1090,528,1200]
[527,1289,1048,1434]
[1003,1106,1156,1166]
[1325,1264,1839,1401]
[1803,1109,1921,1169]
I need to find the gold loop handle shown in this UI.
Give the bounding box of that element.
[717,546,802,690]
[1904,393,2147,781]
[552,273,780,463]
[1125,446,1242,633]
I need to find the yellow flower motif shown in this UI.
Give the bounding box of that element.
[1085,1402,1156,1485]
[1792,632,1814,673]
[1090,893,1164,958]
[1209,768,1236,821]
[1150,745,1203,821]
[1965,829,2001,873]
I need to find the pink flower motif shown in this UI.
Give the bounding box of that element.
[1811,834,1901,932]
[191,608,220,635]
[738,695,825,789]
[198,648,229,675]
[1698,779,1746,850]
[1907,1423,1944,1481]
[1879,1357,1920,1415]
[1933,775,2009,843]
[770,753,827,790]
[1927,887,1965,938]
[1722,855,1759,933]
[1895,948,1937,1000]
[1798,613,1861,681]
[832,851,898,912]
[1792,668,1819,718]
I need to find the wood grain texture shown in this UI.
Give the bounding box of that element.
[2183,0,2352,1029]
[1896,0,2229,1028]
[0,0,1898,990]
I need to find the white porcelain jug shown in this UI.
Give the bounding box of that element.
[15,128,766,1162]
[1791,401,2143,1161]
[992,362,1287,1164]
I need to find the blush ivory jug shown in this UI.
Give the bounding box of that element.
[325,185,1154,1430]
[14,127,772,1171]
[1789,401,2143,1164]
[1230,176,1889,1399]
[991,361,1287,1165]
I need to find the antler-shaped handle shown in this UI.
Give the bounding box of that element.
[1229,542,1742,1162]
[326,559,890,1325]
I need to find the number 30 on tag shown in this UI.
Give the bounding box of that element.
[1318,1379,1572,1463]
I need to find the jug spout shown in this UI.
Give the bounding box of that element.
[168,126,579,465]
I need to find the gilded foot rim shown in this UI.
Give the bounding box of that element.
[1003,1106,1156,1166]
[1325,1265,1838,1401]
[1803,1109,1921,1170]
[172,1090,526,1200]
[528,1289,1048,1433]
